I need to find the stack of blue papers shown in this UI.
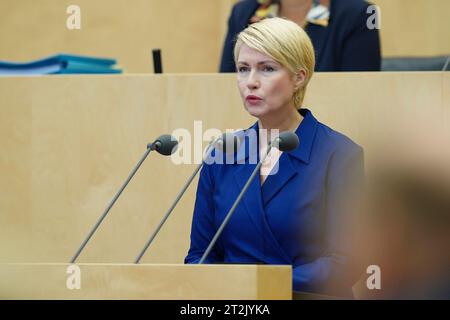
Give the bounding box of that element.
[0,54,122,75]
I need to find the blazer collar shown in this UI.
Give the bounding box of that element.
[235,108,319,164]
[291,108,319,164]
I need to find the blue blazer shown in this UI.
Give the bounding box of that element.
[220,0,381,72]
[185,109,364,296]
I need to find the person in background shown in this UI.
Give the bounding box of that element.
[220,0,381,72]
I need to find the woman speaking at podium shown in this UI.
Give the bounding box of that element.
[185,17,364,297]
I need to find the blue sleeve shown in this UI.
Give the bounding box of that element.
[339,3,381,71]
[219,4,239,73]
[184,163,223,264]
[293,145,365,296]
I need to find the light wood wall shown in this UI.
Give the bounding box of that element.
[374,0,450,57]
[0,0,235,73]
[0,0,448,74]
[0,72,448,264]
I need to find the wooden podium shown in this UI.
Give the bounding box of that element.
[0,263,292,300]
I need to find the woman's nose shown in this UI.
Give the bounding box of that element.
[246,71,260,90]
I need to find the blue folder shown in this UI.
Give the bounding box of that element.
[0,54,122,75]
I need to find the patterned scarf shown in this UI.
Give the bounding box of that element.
[250,0,330,27]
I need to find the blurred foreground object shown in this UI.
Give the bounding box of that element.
[354,119,450,299]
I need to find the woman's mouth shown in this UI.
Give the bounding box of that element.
[246,95,263,105]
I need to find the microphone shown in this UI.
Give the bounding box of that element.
[150,134,178,155]
[271,130,300,152]
[70,134,178,264]
[134,132,241,263]
[199,131,299,264]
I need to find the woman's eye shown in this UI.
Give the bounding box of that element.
[263,66,275,72]
[238,66,249,73]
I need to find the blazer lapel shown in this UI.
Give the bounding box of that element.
[233,162,266,239]
[261,108,319,207]
[261,153,298,207]
[232,125,266,239]
[231,124,293,264]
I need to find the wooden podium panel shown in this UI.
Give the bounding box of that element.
[0,263,292,300]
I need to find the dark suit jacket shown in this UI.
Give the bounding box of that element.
[220,0,381,72]
[185,109,364,296]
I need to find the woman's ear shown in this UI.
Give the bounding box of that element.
[293,69,307,91]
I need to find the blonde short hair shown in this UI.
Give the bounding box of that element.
[234,17,315,109]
